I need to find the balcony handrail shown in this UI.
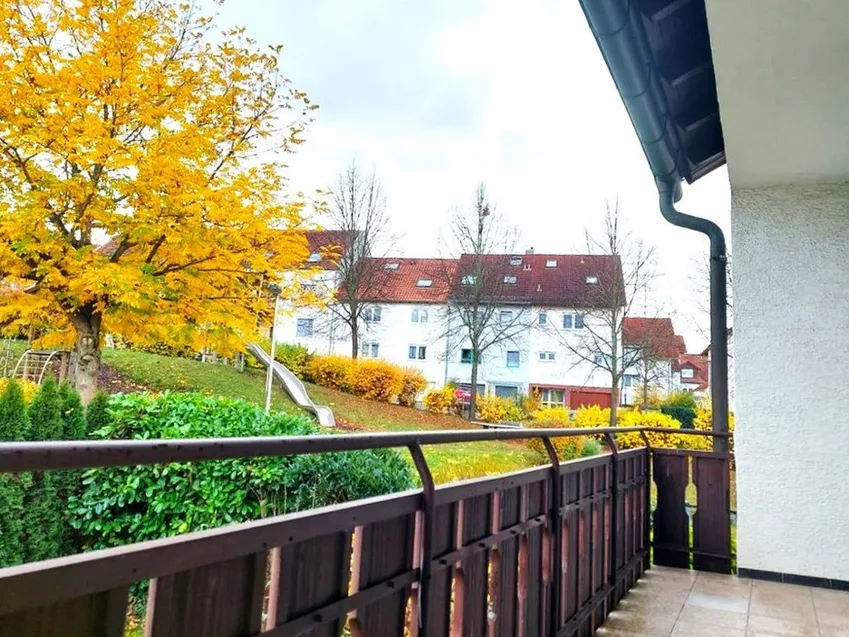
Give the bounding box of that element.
[0,425,731,473]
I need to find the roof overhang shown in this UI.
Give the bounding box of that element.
[578,0,725,200]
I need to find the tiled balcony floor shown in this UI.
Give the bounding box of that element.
[596,566,849,636]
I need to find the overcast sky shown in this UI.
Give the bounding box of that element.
[214,0,731,352]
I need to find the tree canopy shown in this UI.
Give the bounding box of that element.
[0,0,317,400]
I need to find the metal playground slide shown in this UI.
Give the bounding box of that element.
[246,343,335,428]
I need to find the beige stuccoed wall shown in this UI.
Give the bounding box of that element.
[732,182,849,580]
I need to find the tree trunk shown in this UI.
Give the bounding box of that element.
[610,381,619,427]
[70,308,102,405]
[468,356,479,421]
[350,316,359,359]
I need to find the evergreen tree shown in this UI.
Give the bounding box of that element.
[23,376,64,561]
[57,382,86,554]
[58,382,86,440]
[85,392,112,436]
[0,380,28,567]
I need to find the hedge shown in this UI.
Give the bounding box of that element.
[0,380,28,567]
[346,359,403,402]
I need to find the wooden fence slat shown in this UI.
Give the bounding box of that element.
[496,487,521,637]
[355,514,416,637]
[0,587,127,637]
[459,494,491,636]
[523,480,546,637]
[652,452,690,569]
[693,455,732,574]
[426,503,455,637]
[274,531,353,637]
[147,552,265,637]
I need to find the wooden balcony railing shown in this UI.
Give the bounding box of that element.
[0,426,732,637]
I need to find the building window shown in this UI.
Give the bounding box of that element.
[384,262,400,270]
[301,283,316,291]
[539,388,565,408]
[574,313,585,329]
[416,279,432,287]
[586,275,598,285]
[499,310,513,325]
[363,306,382,323]
[296,318,314,337]
[503,275,517,284]
[411,308,429,323]
[539,312,547,325]
[461,349,474,364]
[681,368,694,379]
[495,385,519,400]
[307,252,321,263]
[510,256,523,266]
[563,314,573,329]
[408,345,426,360]
[462,275,476,285]
[539,351,556,362]
[545,259,557,268]
[594,352,611,367]
[506,351,520,368]
[361,342,379,358]
[623,374,638,388]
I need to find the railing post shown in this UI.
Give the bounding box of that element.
[408,443,435,637]
[604,432,620,608]
[639,431,652,572]
[541,436,561,636]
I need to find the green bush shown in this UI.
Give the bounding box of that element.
[68,392,414,548]
[0,380,29,567]
[23,377,64,562]
[272,342,313,380]
[85,392,111,436]
[660,391,697,429]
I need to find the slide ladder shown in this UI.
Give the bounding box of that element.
[246,343,336,428]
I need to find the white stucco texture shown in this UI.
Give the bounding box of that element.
[733,183,849,581]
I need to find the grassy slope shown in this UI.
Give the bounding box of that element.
[99,349,542,483]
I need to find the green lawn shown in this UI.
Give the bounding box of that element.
[98,348,543,483]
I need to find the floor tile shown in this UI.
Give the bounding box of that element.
[672,621,746,637]
[687,590,751,614]
[676,605,748,629]
[746,613,819,636]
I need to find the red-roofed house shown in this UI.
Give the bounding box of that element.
[621,317,688,404]
[674,354,710,394]
[278,235,622,405]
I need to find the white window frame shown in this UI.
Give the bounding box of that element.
[384,262,400,270]
[563,313,573,329]
[538,312,547,325]
[361,342,380,358]
[539,351,556,362]
[296,318,314,337]
[545,259,557,268]
[574,313,585,329]
[363,306,382,323]
[408,345,427,360]
[539,388,565,408]
[416,279,433,287]
[460,349,474,364]
[510,256,523,266]
[503,275,517,284]
[681,368,695,379]
[411,308,429,323]
[506,351,520,368]
[499,310,513,325]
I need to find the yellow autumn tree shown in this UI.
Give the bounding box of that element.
[0,0,318,402]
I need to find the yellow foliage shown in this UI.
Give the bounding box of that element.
[686,406,736,452]
[0,1,320,395]
[0,378,38,404]
[307,355,353,391]
[616,410,683,449]
[531,406,570,422]
[423,386,458,415]
[398,368,428,407]
[573,404,611,433]
[346,360,403,403]
[525,419,588,460]
[476,394,511,423]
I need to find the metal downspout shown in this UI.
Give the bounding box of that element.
[658,181,729,453]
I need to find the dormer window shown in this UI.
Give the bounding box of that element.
[681,368,695,379]
[385,262,400,270]
[545,259,557,268]
[510,256,523,266]
[586,275,598,285]
[307,252,321,263]
[416,279,433,287]
[504,275,517,284]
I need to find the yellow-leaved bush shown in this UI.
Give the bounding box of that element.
[0,378,38,404]
[525,419,589,460]
[398,368,428,407]
[423,387,458,414]
[686,406,736,452]
[307,355,354,391]
[345,360,403,403]
[616,410,683,449]
[531,406,570,422]
[476,394,511,423]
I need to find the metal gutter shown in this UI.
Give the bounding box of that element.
[579,0,730,449]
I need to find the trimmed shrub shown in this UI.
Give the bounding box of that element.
[423,386,458,414]
[617,410,683,449]
[274,342,313,380]
[660,391,698,429]
[346,359,404,402]
[686,405,735,452]
[476,394,512,423]
[23,377,64,562]
[398,368,428,407]
[573,404,610,433]
[0,380,29,567]
[69,392,414,549]
[307,354,354,391]
[525,419,599,461]
[531,406,570,422]
[57,382,86,554]
[59,382,86,440]
[85,392,112,436]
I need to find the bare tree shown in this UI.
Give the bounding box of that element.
[549,199,657,426]
[325,161,392,358]
[435,184,533,420]
[623,317,683,406]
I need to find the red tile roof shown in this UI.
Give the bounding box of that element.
[360,258,458,304]
[623,317,687,359]
[453,253,623,309]
[675,354,710,391]
[305,230,351,270]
